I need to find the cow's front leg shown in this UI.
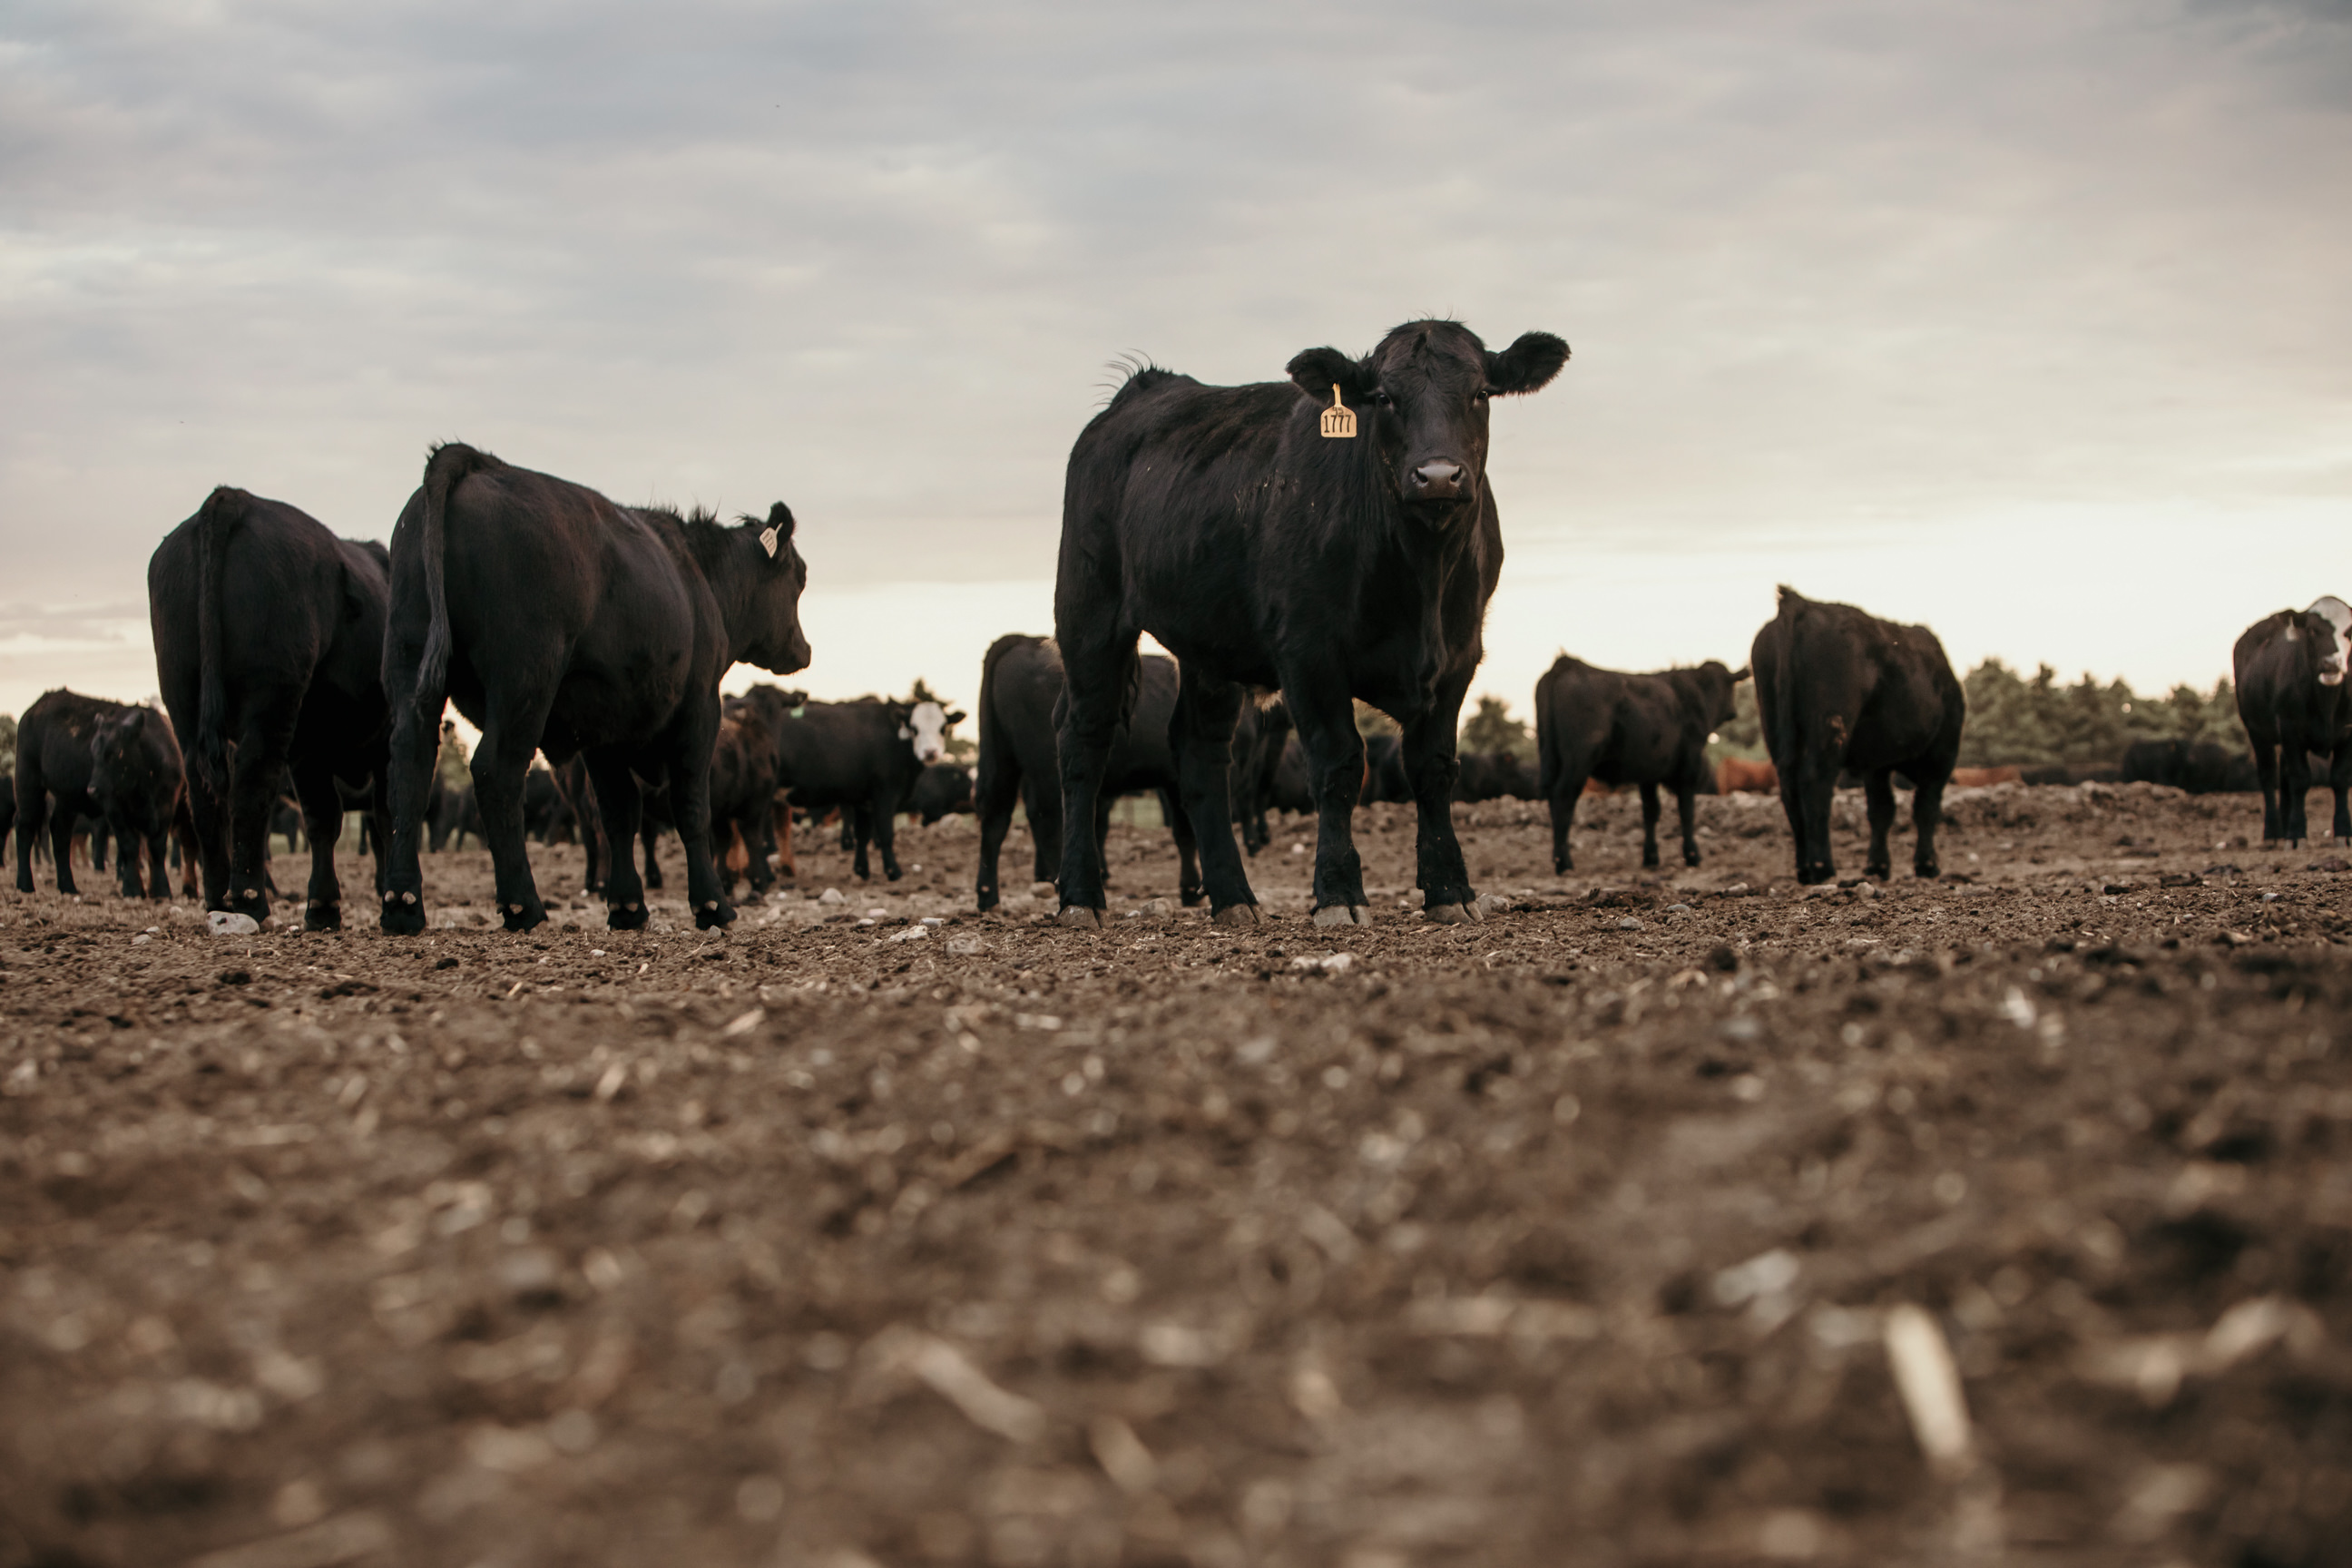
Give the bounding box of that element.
[1676,780,1701,867]
[1402,695,1479,923]
[1286,680,1370,925]
[664,705,734,932]
[873,790,905,882]
[1637,781,1662,870]
[1052,633,1134,929]
[290,760,348,930]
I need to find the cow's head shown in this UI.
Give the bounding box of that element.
[1690,661,1749,734]
[1289,320,1568,523]
[730,502,813,676]
[2308,596,2350,687]
[898,699,964,764]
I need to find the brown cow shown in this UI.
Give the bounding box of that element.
[1949,766,2022,788]
[1715,757,1779,794]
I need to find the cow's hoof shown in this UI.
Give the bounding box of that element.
[1213,903,1264,929]
[1553,858,1571,875]
[1683,851,1702,868]
[1057,905,1105,930]
[695,901,736,931]
[305,901,341,933]
[1311,904,1369,927]
[1180,890,1205,907]
[885,868,903,883]
[1914,862,1940,880]
[502,901,547,933]
[607,902,650,932]
[379,902,426,936]
[1864,864,1892,882]
[1424,900,1485,925]
[1642,853,1661,870]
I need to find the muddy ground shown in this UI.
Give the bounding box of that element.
[4,781,2351,1568]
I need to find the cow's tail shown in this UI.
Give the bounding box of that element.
[1534,659,1562,799]
[191,486,242,793]
[413,442,490,713]
[1768,587,1805,768]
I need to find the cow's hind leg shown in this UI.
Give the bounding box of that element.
[1170,671,1254,923]
[1637,782,1663,870]
[2252,740,2281,844]
[584,750,652,930]
[46,798,80,897]
[1053,634,1136,929]
[2281,743,2313,847]
[974,757,1023,912]
[1160,786,1203,906]
[1861,770,1896,881]
[289,760,348,930]
[1547,771,1586,873]
[471,700,558,933]
[1909,767,1949,879]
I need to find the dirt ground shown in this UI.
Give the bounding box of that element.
[4,780,2351,1568]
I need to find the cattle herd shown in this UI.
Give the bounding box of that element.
[10,319,2352,932]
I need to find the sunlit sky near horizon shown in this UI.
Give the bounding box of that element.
[5,0,2349,733]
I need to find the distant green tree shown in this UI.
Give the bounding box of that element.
[1459,695,1534,759]
[0,712,15,777]
[1957,660,2247,767]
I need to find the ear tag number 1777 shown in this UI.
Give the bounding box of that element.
[1320,386,1357,439]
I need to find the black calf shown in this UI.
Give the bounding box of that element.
[1535,657,1745,873]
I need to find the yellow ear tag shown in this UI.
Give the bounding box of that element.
[1320,385,1357,439]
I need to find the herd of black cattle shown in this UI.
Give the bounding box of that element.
[8,319,2352,935]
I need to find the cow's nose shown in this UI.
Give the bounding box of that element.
[1411,460,1465,498]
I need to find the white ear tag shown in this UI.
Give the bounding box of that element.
[759,525,779,558]
[1320,385,1357,439]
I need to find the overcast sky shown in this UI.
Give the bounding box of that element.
[5,0,2349,732]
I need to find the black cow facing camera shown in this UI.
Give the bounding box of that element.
[1052,318,1569,929]
[377,444,810,935]
[89,705,197,900]
[2234,595,2352,846]
[1535,657,1745,873]
[1750,587,1965,886]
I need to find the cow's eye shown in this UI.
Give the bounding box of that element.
[1369,390,1394,407]
[1475,387,1494,402]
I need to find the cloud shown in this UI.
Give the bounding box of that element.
[3,0,2350,722]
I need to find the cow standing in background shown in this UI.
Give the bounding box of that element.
[970,634,1201,911]
[14,691,145,896]
[1534,656,1745,873]
[1053,319,1568,928]
[148,487,392,927]
[89,705,198,899]
[2234,596,2352,846]
[736,690,952,884]
[378,445,810,933]
[1751,587,1965,885]
[1230,698,1290,852]
[1715,756,1779,795]
[909,763,974,825]
[710,706,781,897]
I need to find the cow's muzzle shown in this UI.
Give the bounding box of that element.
[1409,459,1466,501]
[2322,669,2346,688]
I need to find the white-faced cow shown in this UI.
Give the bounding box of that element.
[1052,319,1569,928]
[1751,587,1965,886]
[377,444,810,934]
[733,690,959,883]
[149,487,392,927]
[1535,656,1746,873]
[2234,595,2352,846]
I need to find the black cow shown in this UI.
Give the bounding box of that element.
[736,690,949,884]
[1357,733,1413,805]
[89,705,198,899]
[971,634,1205,912]
[1267,734,1316,815]
[1052,319,1568,928]
[14,691,145,896]
[2118,740,2255,795]
[1534,657,1746,873]
[910,763,974,826]
[148,487,392,928]
[2234,597,2352,845]
[1231,698,1290,853]
[710,707,780,897]
[429,781,480,851]
[378,445,810,934]
[1751,588,1964,885]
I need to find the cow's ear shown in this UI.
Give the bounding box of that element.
[1288,347,1374,404]
[946,709,966,726]
[747,501,795,560]
[1730,665,1751,682]
[1485,332,1570,395]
